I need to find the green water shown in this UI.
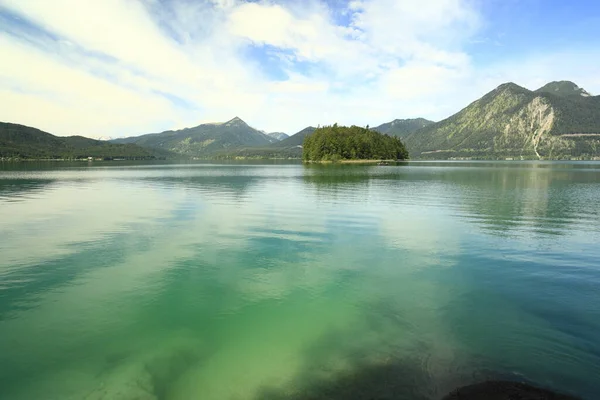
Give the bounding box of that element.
[0,161,599,399]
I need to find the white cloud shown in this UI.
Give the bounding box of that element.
[479,49,600,95]
[0,0,598,137]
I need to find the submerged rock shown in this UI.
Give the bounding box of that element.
[443,380,580,400]
[83,332,205,400]
[83,363,156,400]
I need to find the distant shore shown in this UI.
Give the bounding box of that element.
[0,158,163,162]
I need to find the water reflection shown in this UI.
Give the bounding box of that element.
[0,162,599,400]
[443,164,599,236]
[0,178,56,202]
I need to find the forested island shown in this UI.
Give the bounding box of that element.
[302,124,409,162]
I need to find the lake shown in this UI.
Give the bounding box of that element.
[0,161,599,399]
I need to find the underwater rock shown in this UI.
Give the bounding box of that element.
[83,361,156,400]
[442,380,580,400]
[83,332,205,400]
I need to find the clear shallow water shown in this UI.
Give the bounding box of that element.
[0,161,599,400]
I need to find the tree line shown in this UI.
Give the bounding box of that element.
[302,124,409,161]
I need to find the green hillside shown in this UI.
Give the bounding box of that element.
[0,122,162,160]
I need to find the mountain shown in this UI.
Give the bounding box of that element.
[113,117,274,157]
[535,80,592,98]
[211,126,317,159]
[372,118,434,138]
[271,126,316,148]
[0,122,162,159]
[267,132,290,141]
[404,81,600,160]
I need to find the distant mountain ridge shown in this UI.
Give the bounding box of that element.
[0,122,161,159]
[372,118,434,138]
[272,126,316,148]
[112,117,275,157]
[5,79,599,160]
[404,81,600,159]
[211,126,316,159]
[267,132,290,141]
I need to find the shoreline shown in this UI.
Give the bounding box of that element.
[3,157,599,163]
[0,158,163,162]
[304,159,404,164]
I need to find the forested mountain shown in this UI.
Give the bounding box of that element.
[404,81,600,159]
[112,117,275,157]
[303,124,408,161]
[0,122,161,159]
[372,118,434,138]
[272,126,317,148]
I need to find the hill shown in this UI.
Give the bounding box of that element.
[372,118,434,138]
[112,117,275,157]
[303,124,408,162]
[0,122,162,160]
[404,81,600,159]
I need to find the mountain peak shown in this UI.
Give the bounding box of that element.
[535,81,592,97]
[495,82,530,93]
[225,116,247,126]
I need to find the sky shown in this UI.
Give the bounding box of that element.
[1,0,600,138]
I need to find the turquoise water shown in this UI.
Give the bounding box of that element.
[0,161,599,399]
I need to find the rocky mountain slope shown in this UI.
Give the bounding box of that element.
[112,117,275,157]
[405,81,600,159]
[372,118,434,138]
[0,122,161,159]
[535,81,592,98]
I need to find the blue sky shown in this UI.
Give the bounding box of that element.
[1,0,599,138]
[472,0,600,60]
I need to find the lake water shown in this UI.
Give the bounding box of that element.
[0,161,599,400]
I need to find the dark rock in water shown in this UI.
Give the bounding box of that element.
[443,381,580,400]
